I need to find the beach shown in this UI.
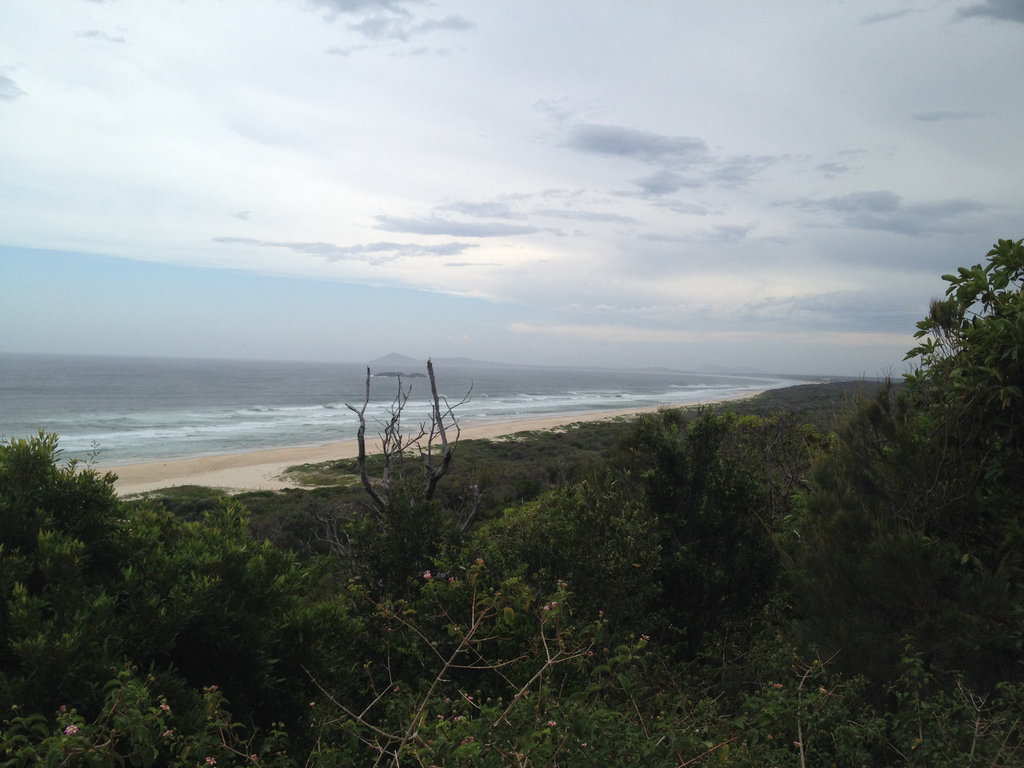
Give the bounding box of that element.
[108,393,764,495]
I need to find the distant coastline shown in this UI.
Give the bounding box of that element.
[108,390,767,496]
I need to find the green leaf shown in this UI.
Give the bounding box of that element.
[617,672,632,693]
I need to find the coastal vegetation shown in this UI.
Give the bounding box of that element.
[2,238,1022,765]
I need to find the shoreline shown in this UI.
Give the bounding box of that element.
[108,391,765,496]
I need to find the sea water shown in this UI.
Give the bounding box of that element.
[0,353,800,465]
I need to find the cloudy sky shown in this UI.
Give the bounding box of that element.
[2,0,1022,375]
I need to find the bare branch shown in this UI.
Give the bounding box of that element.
[345,360,477,538]
[422,358,471,501]
[346,367,385,515]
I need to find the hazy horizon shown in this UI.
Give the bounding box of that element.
[2,2,1022,378]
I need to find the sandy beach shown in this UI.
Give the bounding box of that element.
[108,392,764,495]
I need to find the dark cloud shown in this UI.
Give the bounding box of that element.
[781,190,988,236]
[956,0,1024,23]
[911,109,979,122]
[213,236,476,263]
[375,215,539,237]
[566,123,708,165]
[77,29,127,44]
[0,74,25,100]
[232,210,252,221]
[566,122,781,196]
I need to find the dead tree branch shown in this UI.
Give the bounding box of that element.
[345,359,476,527]
[346,367,386,515]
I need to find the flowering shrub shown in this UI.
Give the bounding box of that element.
[0,667,295,767]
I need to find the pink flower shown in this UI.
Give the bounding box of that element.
[547,720,557,727]
[423,570,432,580]
[162,729,174,738]
[159,702,171,712]
[56,705,67,714]
[205,758,216,765]
[475,557,484,565]
[63,724,79,736]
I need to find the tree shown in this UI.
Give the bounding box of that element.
[341,360,477,591]
[346,359,471,520]
[790,237,1024,696]
[0,433,353,738]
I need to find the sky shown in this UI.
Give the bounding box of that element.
[1,1,1022,376]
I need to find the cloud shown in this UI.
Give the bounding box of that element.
[309,0,419,15]
[955,0,1024,23]
[375,215,539,237]
[417,15,476,34]
[781,190,988,236]
[643,224,757,244]
[817,162,851,179]
[0,74,25,100]
[566,123,708,165]
[911,109,979,122]
[309,0,473,43]
[532,207,639,224]
[862,9,921,24]
[533,98,577,124]
[631,169,703,195]
[740,289,921,332]
[707,154,778,186]
[77,29,127,44]
[213,237,476,264]
[565,123,781,196]
[440,201,521,219]
[348,11,474,42]
[443,260,501,268]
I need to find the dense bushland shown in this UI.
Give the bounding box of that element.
[2,238,1022,765]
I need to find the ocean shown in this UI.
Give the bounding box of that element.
[0,353,802,466]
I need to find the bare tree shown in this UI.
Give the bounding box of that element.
[346,359,480,533]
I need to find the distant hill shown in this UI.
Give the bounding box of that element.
[367,354,519,370]
[367,353,424,368]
